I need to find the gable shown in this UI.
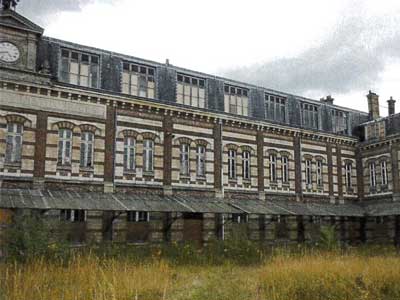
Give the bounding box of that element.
[0,9,43,35]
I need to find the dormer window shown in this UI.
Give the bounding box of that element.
[331,110,348,134]
[265,94,286,122]
[122,62,155,98]
[224,85,249,116]
[177,74,206,108]
[301,103,319,129]
[60,49,99,88]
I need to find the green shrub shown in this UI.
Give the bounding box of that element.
[3,212,68,262]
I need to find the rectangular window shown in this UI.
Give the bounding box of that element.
[270,154,277,182]
[196,145,206,177]
[177,74,206,108]
[316,160,323,186]
[224,85,249,116]
[143,139,154,172]
[282,156,289,183]
[80,132,94,168]
[231,213,248,224]
[60,49,99,88]
[331,110,348,134]
[180,143,190,176]
[5,123,23,164]
[228,149,236,179]
[345,163,352,189]
[242,151,251,180]
[305,159,312,186]
[60,209,86,222]
[370,162,377,187]
[122,62,155,98]
[123,137,136,171]
[127,211,150,222]
[265,94,286,122]
[301,103,319,129]
[58,129,73,166]
[381,160,388,185]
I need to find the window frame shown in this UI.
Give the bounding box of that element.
[127,211,150,222]
[58,128,73,166]
[265,94,287,123]
[122,62,156,98]
[242,150,251,180]
[60,209,87,222]
[5,122,23,164]
[369,162,377,188]
[60,49,99,88]
[123,136,136,171]
[180,143,190,176]
[80,131,94,168]
[177,73,206,108]
[316,160,323,187]
[196,144,206,177]
[305,159,312,186]
[143,139,154,173]
[381,160,388,186]
[224,84,249,116]
[228,149,237,179]
[269,154,277,182]
[345,162,352,189]
[282,156,289,183]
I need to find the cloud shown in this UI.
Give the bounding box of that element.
[17,0,119,25]
[223,9,400,98]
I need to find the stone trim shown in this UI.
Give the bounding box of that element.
[213,121,223,194]
[163,114,173,187]
[327,143,334,198]
[257,130,264,194]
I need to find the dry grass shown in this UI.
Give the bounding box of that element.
[1,250,400,300]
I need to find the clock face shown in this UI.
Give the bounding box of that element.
[0,42,20,63]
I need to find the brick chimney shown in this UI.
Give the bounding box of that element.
[320,95,334,105]
[387,97,396,116]
[367,90,380,120]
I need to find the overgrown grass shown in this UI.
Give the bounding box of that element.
[1,245,400,300]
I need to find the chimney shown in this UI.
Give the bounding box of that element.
[320,95,334,105]
[367,90,380,120]
[387,97,396,116]
[165,58,170,66]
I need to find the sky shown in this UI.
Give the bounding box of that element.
[17,0,400,115]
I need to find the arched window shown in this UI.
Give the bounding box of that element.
[345,162,352,189]
[196,145,206,177]
[228,149,236,179]
[123,136,136,171]
[381,160,388,186]
[5,123,23,164]
[316,160,323,186]
[242,151,251,180]
[180,143,190,176]
[58,128,73,166]
[80,131,94,168]
[369,162,377,188]
[269,154,277,182]
[282,156,289,183]
[143,139,154,172]
[305,159,312,186]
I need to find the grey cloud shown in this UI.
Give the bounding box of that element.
[223,13,400,97]
[17,0,118,25]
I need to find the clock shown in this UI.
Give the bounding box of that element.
[0,41,20,63]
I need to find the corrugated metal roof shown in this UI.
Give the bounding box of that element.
[0,189,393,217]
[364,202,400,216]
[0,189,241,213]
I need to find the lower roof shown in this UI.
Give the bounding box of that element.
[0,189,394,217]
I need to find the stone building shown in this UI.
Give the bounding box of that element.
[0,7,399,246]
